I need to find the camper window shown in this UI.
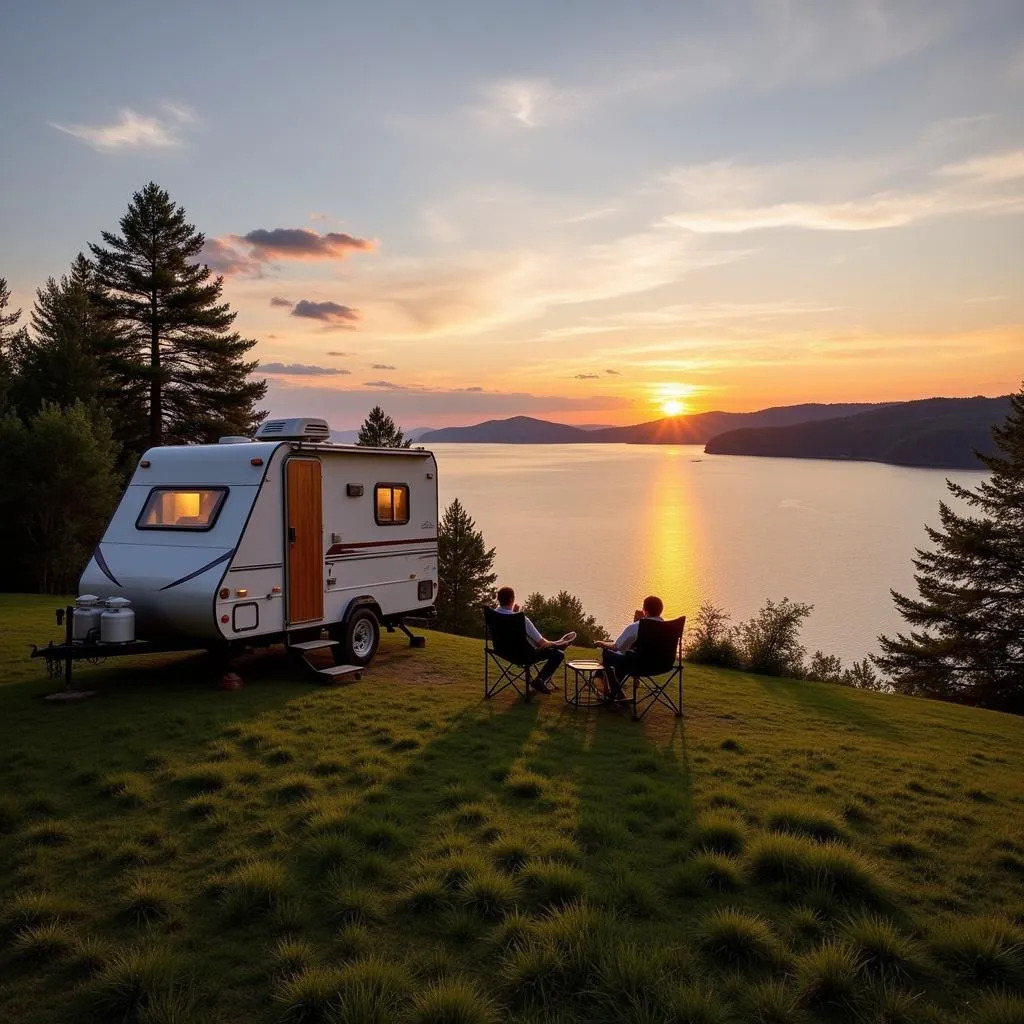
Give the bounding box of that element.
[374,484,410,525]
[137,487,228,530]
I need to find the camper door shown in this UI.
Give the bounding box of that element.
[285,458,324,624]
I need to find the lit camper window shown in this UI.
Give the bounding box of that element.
[137,488,228,530]
[374,484,409,525]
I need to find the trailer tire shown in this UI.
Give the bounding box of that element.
[342,608,379,667]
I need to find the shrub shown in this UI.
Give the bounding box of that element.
[406,977,498,1024]
[734,598,813,677]
[697,909,784,969]
[520,590,610,647]
[693,811,748,855]
[793,940,862,1010]
[765,802,847,843]
[931,916,1024,987]
[685,603,742,669]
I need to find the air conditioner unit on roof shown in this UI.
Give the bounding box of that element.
[254,418,332,442]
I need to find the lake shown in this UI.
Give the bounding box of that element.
[433,443,986,665]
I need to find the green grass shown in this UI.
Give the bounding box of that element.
[1,593,1023,1023]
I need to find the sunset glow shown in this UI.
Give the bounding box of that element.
[2,3,1022,428]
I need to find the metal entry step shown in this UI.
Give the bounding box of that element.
[317,664,363,682]
[290,639,338,651]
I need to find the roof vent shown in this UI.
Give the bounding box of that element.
[254,418,332,442]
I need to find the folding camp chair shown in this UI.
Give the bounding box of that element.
[483,608,542,702]
[620,615,685,721]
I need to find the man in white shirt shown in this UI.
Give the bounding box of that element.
[494,586,568,694]
[595,595,664,702]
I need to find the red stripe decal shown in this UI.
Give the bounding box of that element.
[326,536,437,556]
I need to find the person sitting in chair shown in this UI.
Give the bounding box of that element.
[494,586,567,693]
[595,595,664,702]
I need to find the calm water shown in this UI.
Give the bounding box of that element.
[433,444,985,664]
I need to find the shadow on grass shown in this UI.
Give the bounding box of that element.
[758,675,903,741]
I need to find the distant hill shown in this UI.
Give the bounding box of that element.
[419,416,592,443]
[704,396,1011,468]
[420,403,885,445]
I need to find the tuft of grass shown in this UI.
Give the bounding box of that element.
[400,875,450,917]
[488,909,537,954]
[490,836,531,874]
[747,833,888,904]
[274,773,318,803]
[697,908,784,969]
[576,812,631,852]
[173,767,229,794]
[406,976,499,1024]
[793,940,863,1010]
[842,912,929,981]
[930,916,1024,987]
[765,801,847,843]
[969,991,1024,1024]
[692,811,748,855]
[660,982,730,1024]
[505,770,545,799]
[272,936,318,978]
[218,859,287,917]
[325,876,384,925]
[521,859,587,910]
[123,878,180,926]
[306,832,360,874]
[10,920,77,963]
[2,889,84,930]
[671,852,744,895]
[538,836,583,866]
[458,868,520,921]
[442,906,483,944]
[742,979,805,1024]
[67,934,110,976]
[84,944,183,1023]
[345,816,410,854]
[336,922,372,961]
[19,819,75,847]
[272,964,342,1023]
[103,771,153,807]
[602,862,661,919]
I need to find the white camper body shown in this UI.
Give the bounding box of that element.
[78,426,438,665]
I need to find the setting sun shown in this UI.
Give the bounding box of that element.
[661,398,685,417]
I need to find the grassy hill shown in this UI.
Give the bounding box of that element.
[1,594,1022,1024]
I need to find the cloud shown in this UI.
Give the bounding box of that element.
[50,102,196,150]
[308,211,328,221]
[291,300,361,328]
[262,363,353,376]
[200,237,264,277]
[326,350,351,356]
[574,373,600,380]
[937,149,1024,184]
[199,227,375,276]
[371,363,397,370]
[363,380,404,389]
[475,78,578,128]
[605,369,621,375]
[269,296,293,308]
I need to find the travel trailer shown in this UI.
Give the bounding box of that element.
[33,418,438,685]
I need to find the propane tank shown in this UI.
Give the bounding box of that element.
[72,595,103,642]
[100,597,135,644]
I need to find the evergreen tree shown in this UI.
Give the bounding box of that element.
[0,402,122,593]
[521,591,609,645]
[13,255,129,421]
[874,383,1024,713]
[90,182,266,452]
[436,498,497,637]
[0,278,27,410]
[356,405,411,448]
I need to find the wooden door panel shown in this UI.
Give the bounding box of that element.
[286,459,323,624]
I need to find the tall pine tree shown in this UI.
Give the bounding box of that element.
[356,405,411,447]
[90,182,266,452]
[436,498,497,637]
[13,254,127,420]
[0,278,27,411]
[874,384,1024,713]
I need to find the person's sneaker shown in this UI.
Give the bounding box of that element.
[532,678,555,693]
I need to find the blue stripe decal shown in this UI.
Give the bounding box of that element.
[159,550,236,591]
[94,546,121,588]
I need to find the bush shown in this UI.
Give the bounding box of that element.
[735,598,813,677]
[685,603,742,668]
[520,590,609,646]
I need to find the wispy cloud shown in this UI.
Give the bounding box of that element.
[262,362,352,376]
[326,350,351,356]
[937,149,1024,184]
[605,369,621,375]
[371,363,397,370]
[200,227,375,276]
[574,373,600,380]
[291,300,361,328]
[363,379,404,389]
[51,103,196,150]
[475,78,575,128]
[269,296,293,308]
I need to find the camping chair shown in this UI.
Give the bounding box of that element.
[483,608,541,702]
[620,616,686,721]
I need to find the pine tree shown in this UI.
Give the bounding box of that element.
[0,278,27,410]
[874,384,1024,713]
[436,498,497,637]
[90,182,266,452]
[13,255,129,420]
[356,405,411,448]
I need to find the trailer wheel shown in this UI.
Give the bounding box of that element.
[342,608,379,667]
